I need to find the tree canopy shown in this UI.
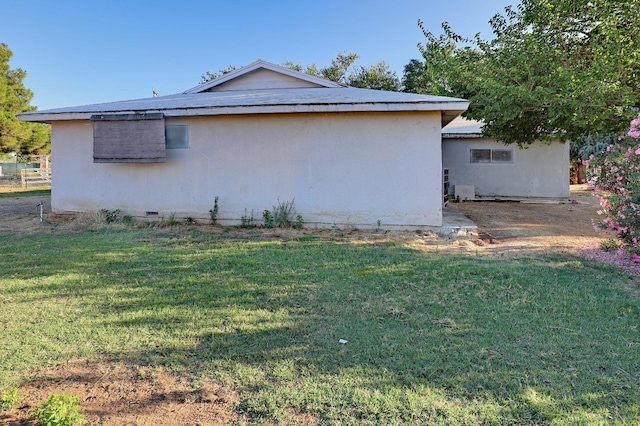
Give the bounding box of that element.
[410,0,640,146]
[0,43,50,155]
[200,52,401,91]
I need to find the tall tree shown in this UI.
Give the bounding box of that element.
[0,43,50,155]
[347,61,401,91]
[412,0,640,146]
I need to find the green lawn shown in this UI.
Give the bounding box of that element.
[0,226,638,424]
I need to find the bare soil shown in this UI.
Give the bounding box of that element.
[0,186,635,425]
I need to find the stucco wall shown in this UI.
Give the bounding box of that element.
[51,111,443,228]
[442,138,569,199]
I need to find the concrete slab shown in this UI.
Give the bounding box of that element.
[440,204,478,237]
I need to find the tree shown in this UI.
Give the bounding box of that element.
[401,59,430,94]
[347,61,401,91]
[200,52,400,91]
[199,65,237,84]
[0,43,50,155]
[412,0,640,146]
[281,52,360,84]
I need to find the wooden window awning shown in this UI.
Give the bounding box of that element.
[91,113,166,163]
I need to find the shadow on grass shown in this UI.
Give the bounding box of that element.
[1,228,639,423]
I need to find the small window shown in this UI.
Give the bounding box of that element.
[470,149,513,163]
[165,125,189,149]
[470,149,491,163]
[492,150,513,162]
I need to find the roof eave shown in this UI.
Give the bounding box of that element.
[19,101,469,124]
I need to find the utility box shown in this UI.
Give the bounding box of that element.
[455,185,475,201]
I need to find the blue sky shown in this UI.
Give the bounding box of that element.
[3,0,516,111]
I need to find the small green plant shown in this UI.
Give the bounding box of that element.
[122,215,133,226]
[209,196,219,225]
[263,199,300,228]
[33,394,85,426]
[0,388,21,410]
[262,209,274,228]
[100,209,121,224]
[240,209,256,228]
[600,237,621,252]
[184,216,196,225]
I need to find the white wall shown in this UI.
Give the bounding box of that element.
[442,138,569,199]
[51,111,443,228]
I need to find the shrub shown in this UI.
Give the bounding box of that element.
[100,209,121,224]
[263,199,301,229]
[587,114,640,259]
[33,394,85,426]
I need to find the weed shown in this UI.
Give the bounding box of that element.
[159,213,178,227]
[209,196,219,225]
[0,388,21,410]
[100,209,121,224]
[122,215,133,226]
[184,216,196,225]
[33,394,84,426]
[240,209,256,228]
[601,237,621,252]
[263,199,300,228]
[262,210,274,228]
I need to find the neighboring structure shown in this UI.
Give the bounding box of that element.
[19,60,468,229]
[442,117,570,200]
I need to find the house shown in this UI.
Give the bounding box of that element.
[442,117,570,200]
[19,60,469,229]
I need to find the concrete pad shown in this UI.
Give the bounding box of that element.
[440,204,478,237]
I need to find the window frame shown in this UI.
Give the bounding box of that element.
[165,124,190,149]
[470,148,513,163]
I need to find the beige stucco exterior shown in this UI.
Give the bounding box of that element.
[442,137,570,199]
[52,111,444,228]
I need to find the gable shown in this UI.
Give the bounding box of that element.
[183,60,341,94]
[202,68,326,92]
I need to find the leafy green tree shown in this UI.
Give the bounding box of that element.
[0,43,50,155]
[201,52,399,91]
[412,0,640,146]
[347,61,400,91]
[401,59,430,94]
[199,65,237,84]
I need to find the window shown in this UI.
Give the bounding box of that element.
[470,149,513,163]
[470,149,491,163]
[491,150,513,162]
[165,125,189,149]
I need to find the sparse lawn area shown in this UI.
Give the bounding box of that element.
[0,187,50,197]
[0,226,639,424]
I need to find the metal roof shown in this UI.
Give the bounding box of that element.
[441,116,484,138]
[20,87,468,125]
[19,60,469,126]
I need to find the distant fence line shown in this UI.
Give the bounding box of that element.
[0,162,40,176]
[21,168,51,189]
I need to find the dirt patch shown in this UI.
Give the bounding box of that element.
[0,360,239,426]
[0,186,636,425]
[453,185,604,255]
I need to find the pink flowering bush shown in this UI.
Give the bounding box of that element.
[587,114,640,258]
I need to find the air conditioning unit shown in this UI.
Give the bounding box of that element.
[454,185,475,201]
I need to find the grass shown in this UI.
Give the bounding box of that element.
[0,226,639,424]
[0,187,50,197]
